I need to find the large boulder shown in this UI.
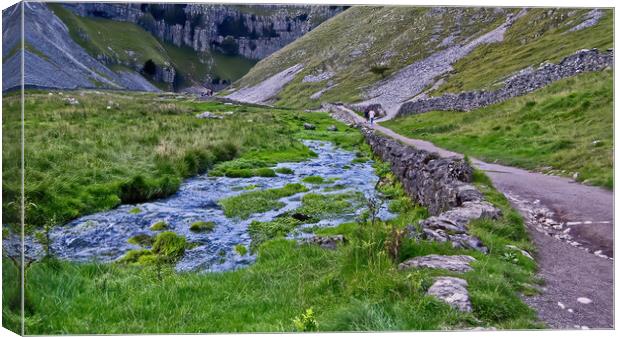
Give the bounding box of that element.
[427,277,472,312]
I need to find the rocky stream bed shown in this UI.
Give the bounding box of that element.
[7,140,393,273]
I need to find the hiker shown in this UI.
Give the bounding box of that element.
[369,109,376,126]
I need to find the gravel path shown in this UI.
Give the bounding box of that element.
[337,106,614,329]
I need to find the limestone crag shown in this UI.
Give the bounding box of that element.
[360,127,500,252]
[398,48,613,116]
[67,3,344,60]
[2,2,159,92]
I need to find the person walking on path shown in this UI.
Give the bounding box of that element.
[369,109,376,126]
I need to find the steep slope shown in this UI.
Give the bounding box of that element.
[2,3,343,92]
[2,2,159,92]
[229,7,612,112]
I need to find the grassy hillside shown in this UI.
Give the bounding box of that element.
[48,4,256,90]
[383,70,613,188]
[234,7,509,109]
[232,7,611,110]
[432,9,613,94]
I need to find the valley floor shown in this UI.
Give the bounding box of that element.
[3,90,540,333]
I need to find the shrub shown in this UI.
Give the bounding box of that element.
[150,221,168,231]
[189,221,215,233]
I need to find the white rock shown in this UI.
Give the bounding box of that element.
[577,297,592,304]
[557,302,565,309]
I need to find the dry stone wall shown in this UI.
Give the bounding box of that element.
[397,48,613,116]
[360,127,501,252]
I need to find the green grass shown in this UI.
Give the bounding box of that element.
[8,148,541,333]
[383,71,613,188]
[434,9,613,94]
[234,8,611,110]
[235,7,512,109]
[189,221,216,233]
[219,183,308,219]
[128,234,155,247]
[302,175,326,184]
[149,221,168,231]
[297,192,365,220]
[2,90,359,229]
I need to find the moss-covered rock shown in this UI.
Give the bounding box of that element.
[189,221,216,233]
[150,220,168,231]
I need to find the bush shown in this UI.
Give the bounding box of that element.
[189,221,215,233]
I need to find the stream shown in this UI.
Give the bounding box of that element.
[18,140,394,272]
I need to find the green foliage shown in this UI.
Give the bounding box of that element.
[151,231,186,261]
[248,217,301,250]
[129,207,142,214]
[275,167,294,174]
[302,175,326,184]
[297,192,365,220]
[189,221,216,233]
[384,71,613,188]
[234,244,248,256]
[293,308,319,332]
[149,221,168,231]
[2,91,356,228]
[434,9,613,94]
[219,183,308,219]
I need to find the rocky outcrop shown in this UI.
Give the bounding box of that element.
[226,63,304,104]
[360,127,500,252]
[397,48,613,116]
[67,3,344,60]
[2,2,159,92]
[427,277,472,312]
[398,254,476,272]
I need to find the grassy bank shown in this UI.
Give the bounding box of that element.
[383,71,613,188]
[1,90,359,229]
[4,152,540,333]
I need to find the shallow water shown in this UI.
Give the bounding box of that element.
[47,140,393,272]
